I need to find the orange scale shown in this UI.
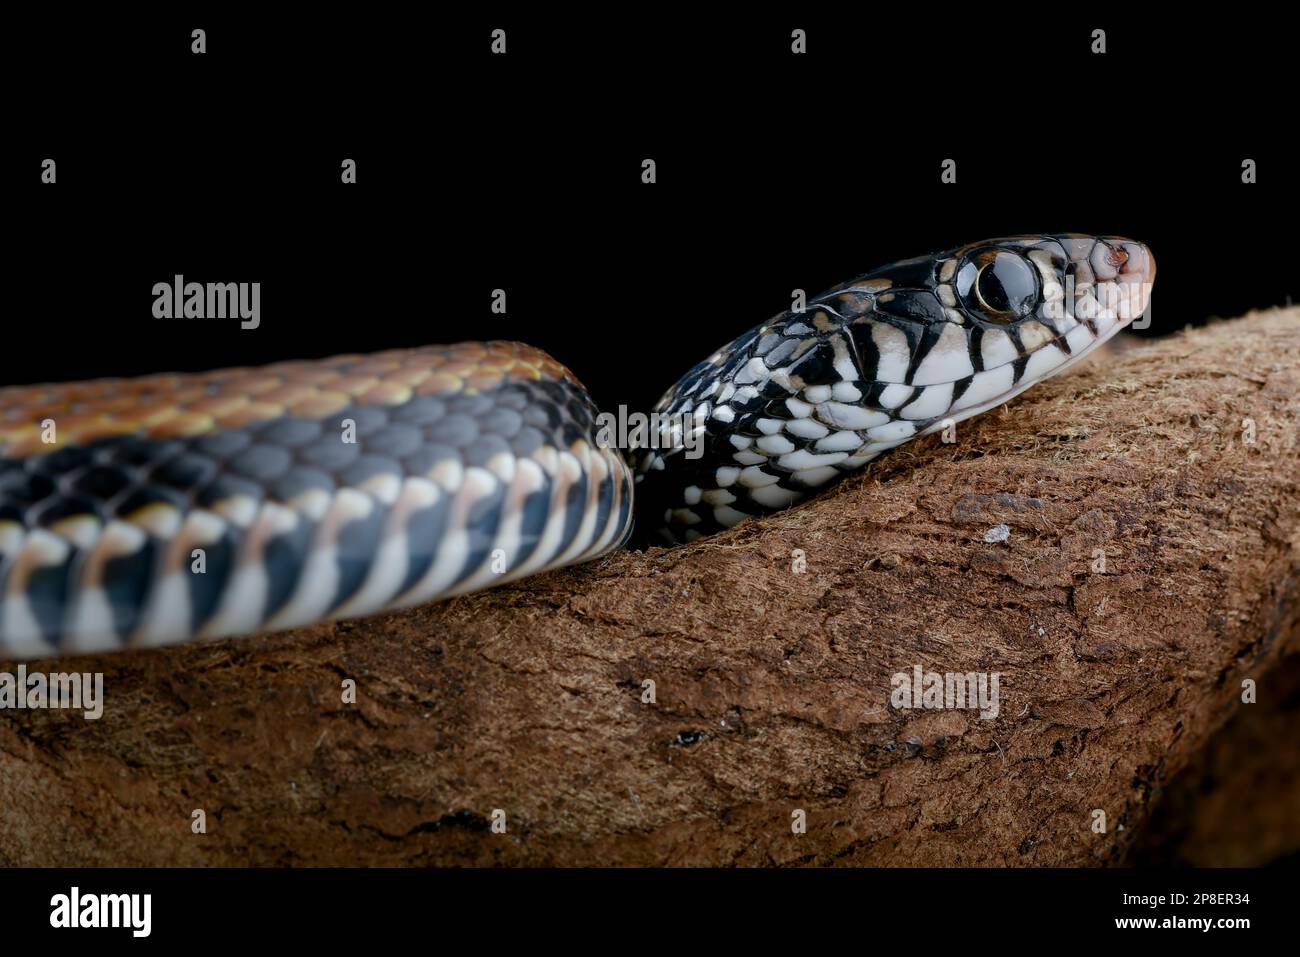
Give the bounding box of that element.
[415,373,464,396]
[358,382,413,406]
[324,354,367,370]
[464,373,506,392]
[436,361,477,379]
[136,406,181,429]
[89,394,148,416]
[142,375,184,391]
[13,386,52,404]
[50,411,115,435]
[217,402,285,429]
[168,387,210,406]
[256,383,317,406]
[386,367,433,387]
[187,394,251,417]
[204,368,253,385]
[353,358,404,376]
[290,369,343,387]
[61,381,117,401]
[240,377,288,396]
[146,413,216,438]
[289,392,351,419]
[11,405,49,424]
[332,375,379,398]
[101,409,153,431]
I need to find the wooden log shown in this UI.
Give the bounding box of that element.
[1,308,1297,866]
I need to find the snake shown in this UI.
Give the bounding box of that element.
[0,234,1154,659]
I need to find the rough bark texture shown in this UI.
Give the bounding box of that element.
[1,308,1297,867]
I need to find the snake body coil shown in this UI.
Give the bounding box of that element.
[0,344,633,657]
[0,234,1153,659]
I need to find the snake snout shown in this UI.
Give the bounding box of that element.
[1106,237,1156,280]
[1094,236,1156,322]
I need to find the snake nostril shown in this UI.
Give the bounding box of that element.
[1119,242,1155,282]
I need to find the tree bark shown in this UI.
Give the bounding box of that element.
[2,308,1297,866]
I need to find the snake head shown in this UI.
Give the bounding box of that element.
[820,234,1156,392]
[635,234,1155,543]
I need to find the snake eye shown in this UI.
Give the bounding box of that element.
[955,250,1040,324]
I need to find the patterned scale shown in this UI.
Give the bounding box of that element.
[0,342,633,657]
[634,234,1155,542]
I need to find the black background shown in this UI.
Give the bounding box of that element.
[4,866,1277,940]
[7,11,1296,417]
